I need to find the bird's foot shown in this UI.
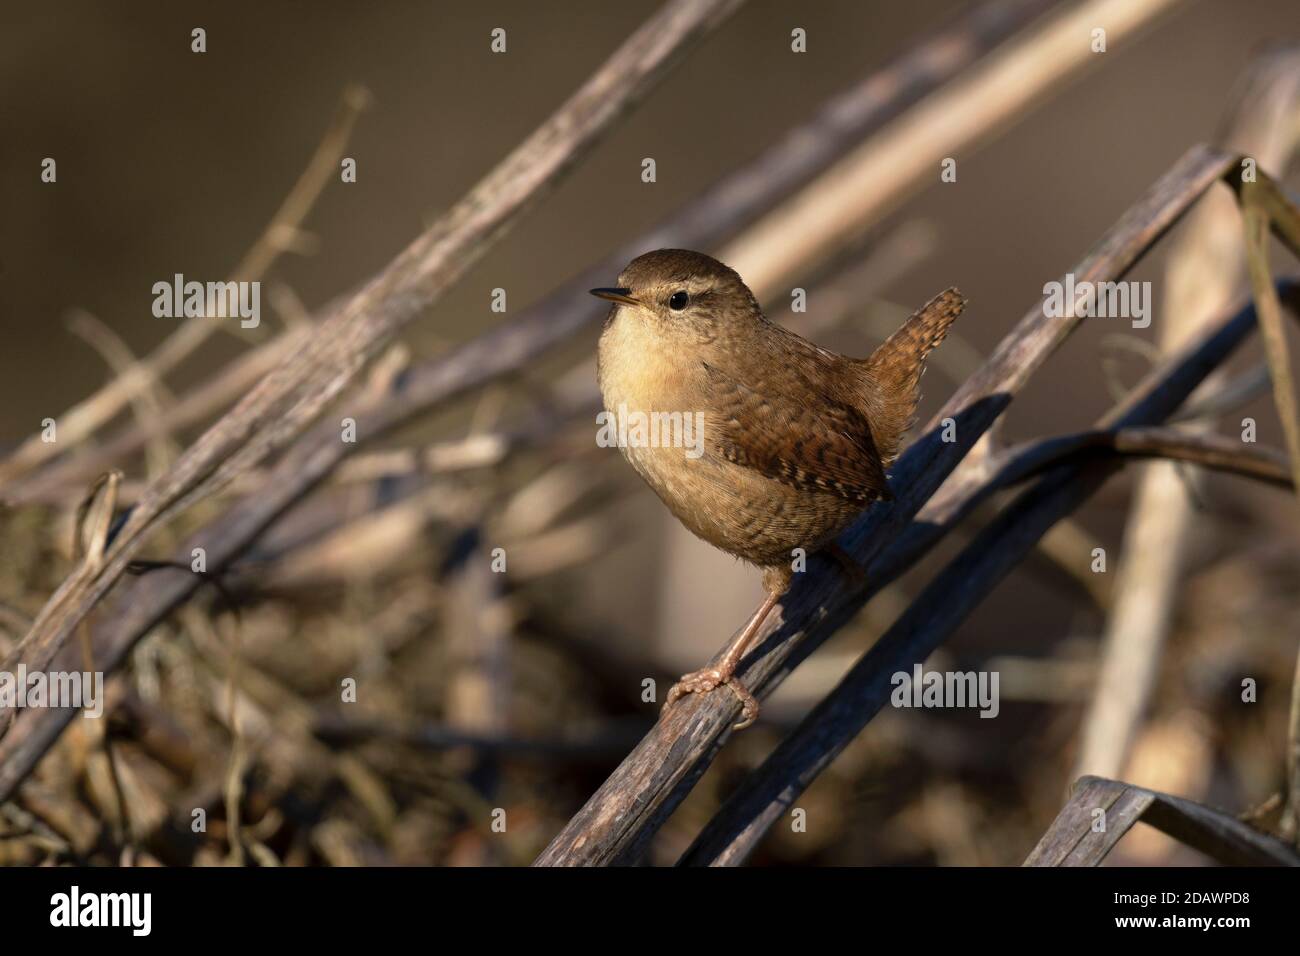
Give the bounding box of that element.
[664,667,759,730]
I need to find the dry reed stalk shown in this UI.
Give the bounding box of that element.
[1024,776,1300,866]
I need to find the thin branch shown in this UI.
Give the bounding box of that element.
[65,308,180,483]
[1237,180,1300,500]
[6,326,311,506]
[1226,172,1300,843]
[1226,169,1300,842]
[984,425,1293,492]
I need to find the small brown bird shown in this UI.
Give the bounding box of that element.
[593,249,965,729]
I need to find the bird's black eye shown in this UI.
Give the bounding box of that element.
[668,291,689,311]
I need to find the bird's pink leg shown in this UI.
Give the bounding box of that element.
[664,590,781,730]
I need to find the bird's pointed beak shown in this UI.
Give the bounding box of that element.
[589,287,639,306]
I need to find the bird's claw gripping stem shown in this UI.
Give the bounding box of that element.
[665,668,760,730]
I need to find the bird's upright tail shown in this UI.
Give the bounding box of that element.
[856,288,966,468]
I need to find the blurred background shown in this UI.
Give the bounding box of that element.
[2,0,1299,865]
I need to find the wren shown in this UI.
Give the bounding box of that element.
[593,249,965,729]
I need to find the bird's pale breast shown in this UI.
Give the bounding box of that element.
[597,315,860,568]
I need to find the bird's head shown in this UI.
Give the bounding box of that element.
[590,248,762,346]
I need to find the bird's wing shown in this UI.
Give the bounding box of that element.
[701,359,892,505]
